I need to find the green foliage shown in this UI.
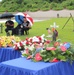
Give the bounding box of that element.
[52,4,64,10]
[30,8,39,12]
[40,1,50,11]
[0,0,74,12]
[40,8,50,11]
[40,42,74,63]
[62,0,74,9]
[50,2,57,9]
[66,6,74,10]
[0,7,6,12]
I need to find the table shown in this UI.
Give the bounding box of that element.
[0,57,74,75]
[0,47,21,62]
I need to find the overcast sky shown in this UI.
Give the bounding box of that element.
[0,0,2,2]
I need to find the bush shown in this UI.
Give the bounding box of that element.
[52,4,64,10]
[40,8,50,11]
[29,8,39,12]
[0,0,74,12]
[62,0,74,9]
[50,2,57,9]
[0,7,6,12]
[66,6,74,10]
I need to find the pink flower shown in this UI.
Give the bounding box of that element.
[51,58,59,62]
[46,40,51,44]
[25,48,29,54]
[27,55,32,59]
[60,46,67,52]
[46,47,56,51]
[14,45,19,50]
[54,42,60,47]
[35,53,42,61]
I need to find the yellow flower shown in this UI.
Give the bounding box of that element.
[0,36,21,47]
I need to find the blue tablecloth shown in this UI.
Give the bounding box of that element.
[0,57,74,75]
[0,47,21,62]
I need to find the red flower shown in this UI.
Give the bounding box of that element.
[29,38,32,43]
[37,36,42,43]
[35,53,42,61]
[60,46,67,52]
[25,37,29,41]
[46,40,51,44]
[19,42,23,46]
[26,41,29,45]
[51,58,59,62]
[37,36,41,40]
[46,47,56,51]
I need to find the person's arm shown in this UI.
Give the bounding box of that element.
[27,23,31,27]
[5,22,9,26]
[26,21,31,28]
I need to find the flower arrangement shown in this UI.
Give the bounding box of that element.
[13,34,74,63]
[13,34,46,51]
[0,36,21,48]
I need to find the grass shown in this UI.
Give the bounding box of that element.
[0,17,74,44]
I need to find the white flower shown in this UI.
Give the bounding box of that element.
[32,36,39,42]
[25,45,29,49]
[21,41,26,45]
[19,46,21,49]
[22,50,26,54]
[13,46,16,49]
[12,40,16,44]
[28,44,35,51]
[60,43,63,46]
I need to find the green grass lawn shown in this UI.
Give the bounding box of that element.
[0,17,74,43]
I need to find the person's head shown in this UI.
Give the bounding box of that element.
[23,17,27,22]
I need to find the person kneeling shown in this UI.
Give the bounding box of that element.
[22,17,31,35]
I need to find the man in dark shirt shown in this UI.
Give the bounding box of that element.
[5,20,14,35]
[22,17,31,35]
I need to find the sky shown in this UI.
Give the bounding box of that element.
[0,0,2,2]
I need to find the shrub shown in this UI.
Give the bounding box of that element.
[40,8,50,11]
[50,2,58,9]
[62,0,74,9]
[66,6,74,10]
[52,4,64,10]
[30,8,39,12]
